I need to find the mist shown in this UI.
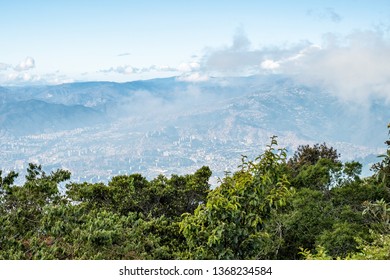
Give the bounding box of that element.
[199,28,390,105]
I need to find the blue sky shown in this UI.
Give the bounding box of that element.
[1,0,390,98]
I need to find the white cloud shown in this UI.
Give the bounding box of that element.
[102,65,137,74]
[0,57,76,85]
[202,28,259,73]
[100,64,178,75]
[177,72,209,82]
[198,28,390,103]
[0,63,11,71]
[203,42,260,74]
[14,57,35,71]
[6,72,42,84]
[260,59,280,70]
[259,44,321,72]
[100,62,201,76]
[178,62,200,72]
[278,30,390,103]
[39,71,74,85]
[231,26,251,51]
[202,28,309,75]
[150,65,177,72]
[283,44,322,62]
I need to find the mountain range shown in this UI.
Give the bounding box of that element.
[1,75,389,184]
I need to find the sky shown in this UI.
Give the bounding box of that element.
[1,0,390,102]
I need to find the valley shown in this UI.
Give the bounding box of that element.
[1,75,388,185]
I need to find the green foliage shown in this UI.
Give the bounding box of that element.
[349,231,390,260]
[0,170,18,191]
[330,178,389,210]
[301,231,390,260]
[180,136,294,259]
[299,246,334,260]
[371,123,390,188]
[275,188,335,259]
[288,143,340,176]
[362,199,390,234]
[286,143,361,193]
[316,221,368,258]
[292,158,342,191]
[66,166,211,218]
[0,165,71,259]
[1,126,390,260]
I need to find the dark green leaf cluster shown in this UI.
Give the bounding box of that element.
[0,165,211,259]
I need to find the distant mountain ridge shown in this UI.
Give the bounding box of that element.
[1,75,389,182]
[2,74,389,145]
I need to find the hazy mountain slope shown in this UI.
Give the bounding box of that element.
[1,75,389,183]
[0,99,104,135]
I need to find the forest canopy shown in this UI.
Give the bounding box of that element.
[1,125,389,260]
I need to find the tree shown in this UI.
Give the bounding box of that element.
[275,187,335,259]
[288,143,340,175]
[362,199,390,234]
[292,158,342,191]
[287,143,343,192]
[180,137,294,259]
[2,125,390,260]
[0,164,71,259]
[315,221,367,258]
[371,123,390,188]
[66,167,211,218]
[0,170,18,192]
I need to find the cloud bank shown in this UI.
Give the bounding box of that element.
[3,25,390,104]
[0,57,74,85]
[202,28,261,74]
[0,63,11,71]
[0,57,36,74]
[100,64,177,75]
[276,30,390,103]
[14,57,36,71]
[98,28,390,101]
[100,61,208,82]
[199,28,390,104]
